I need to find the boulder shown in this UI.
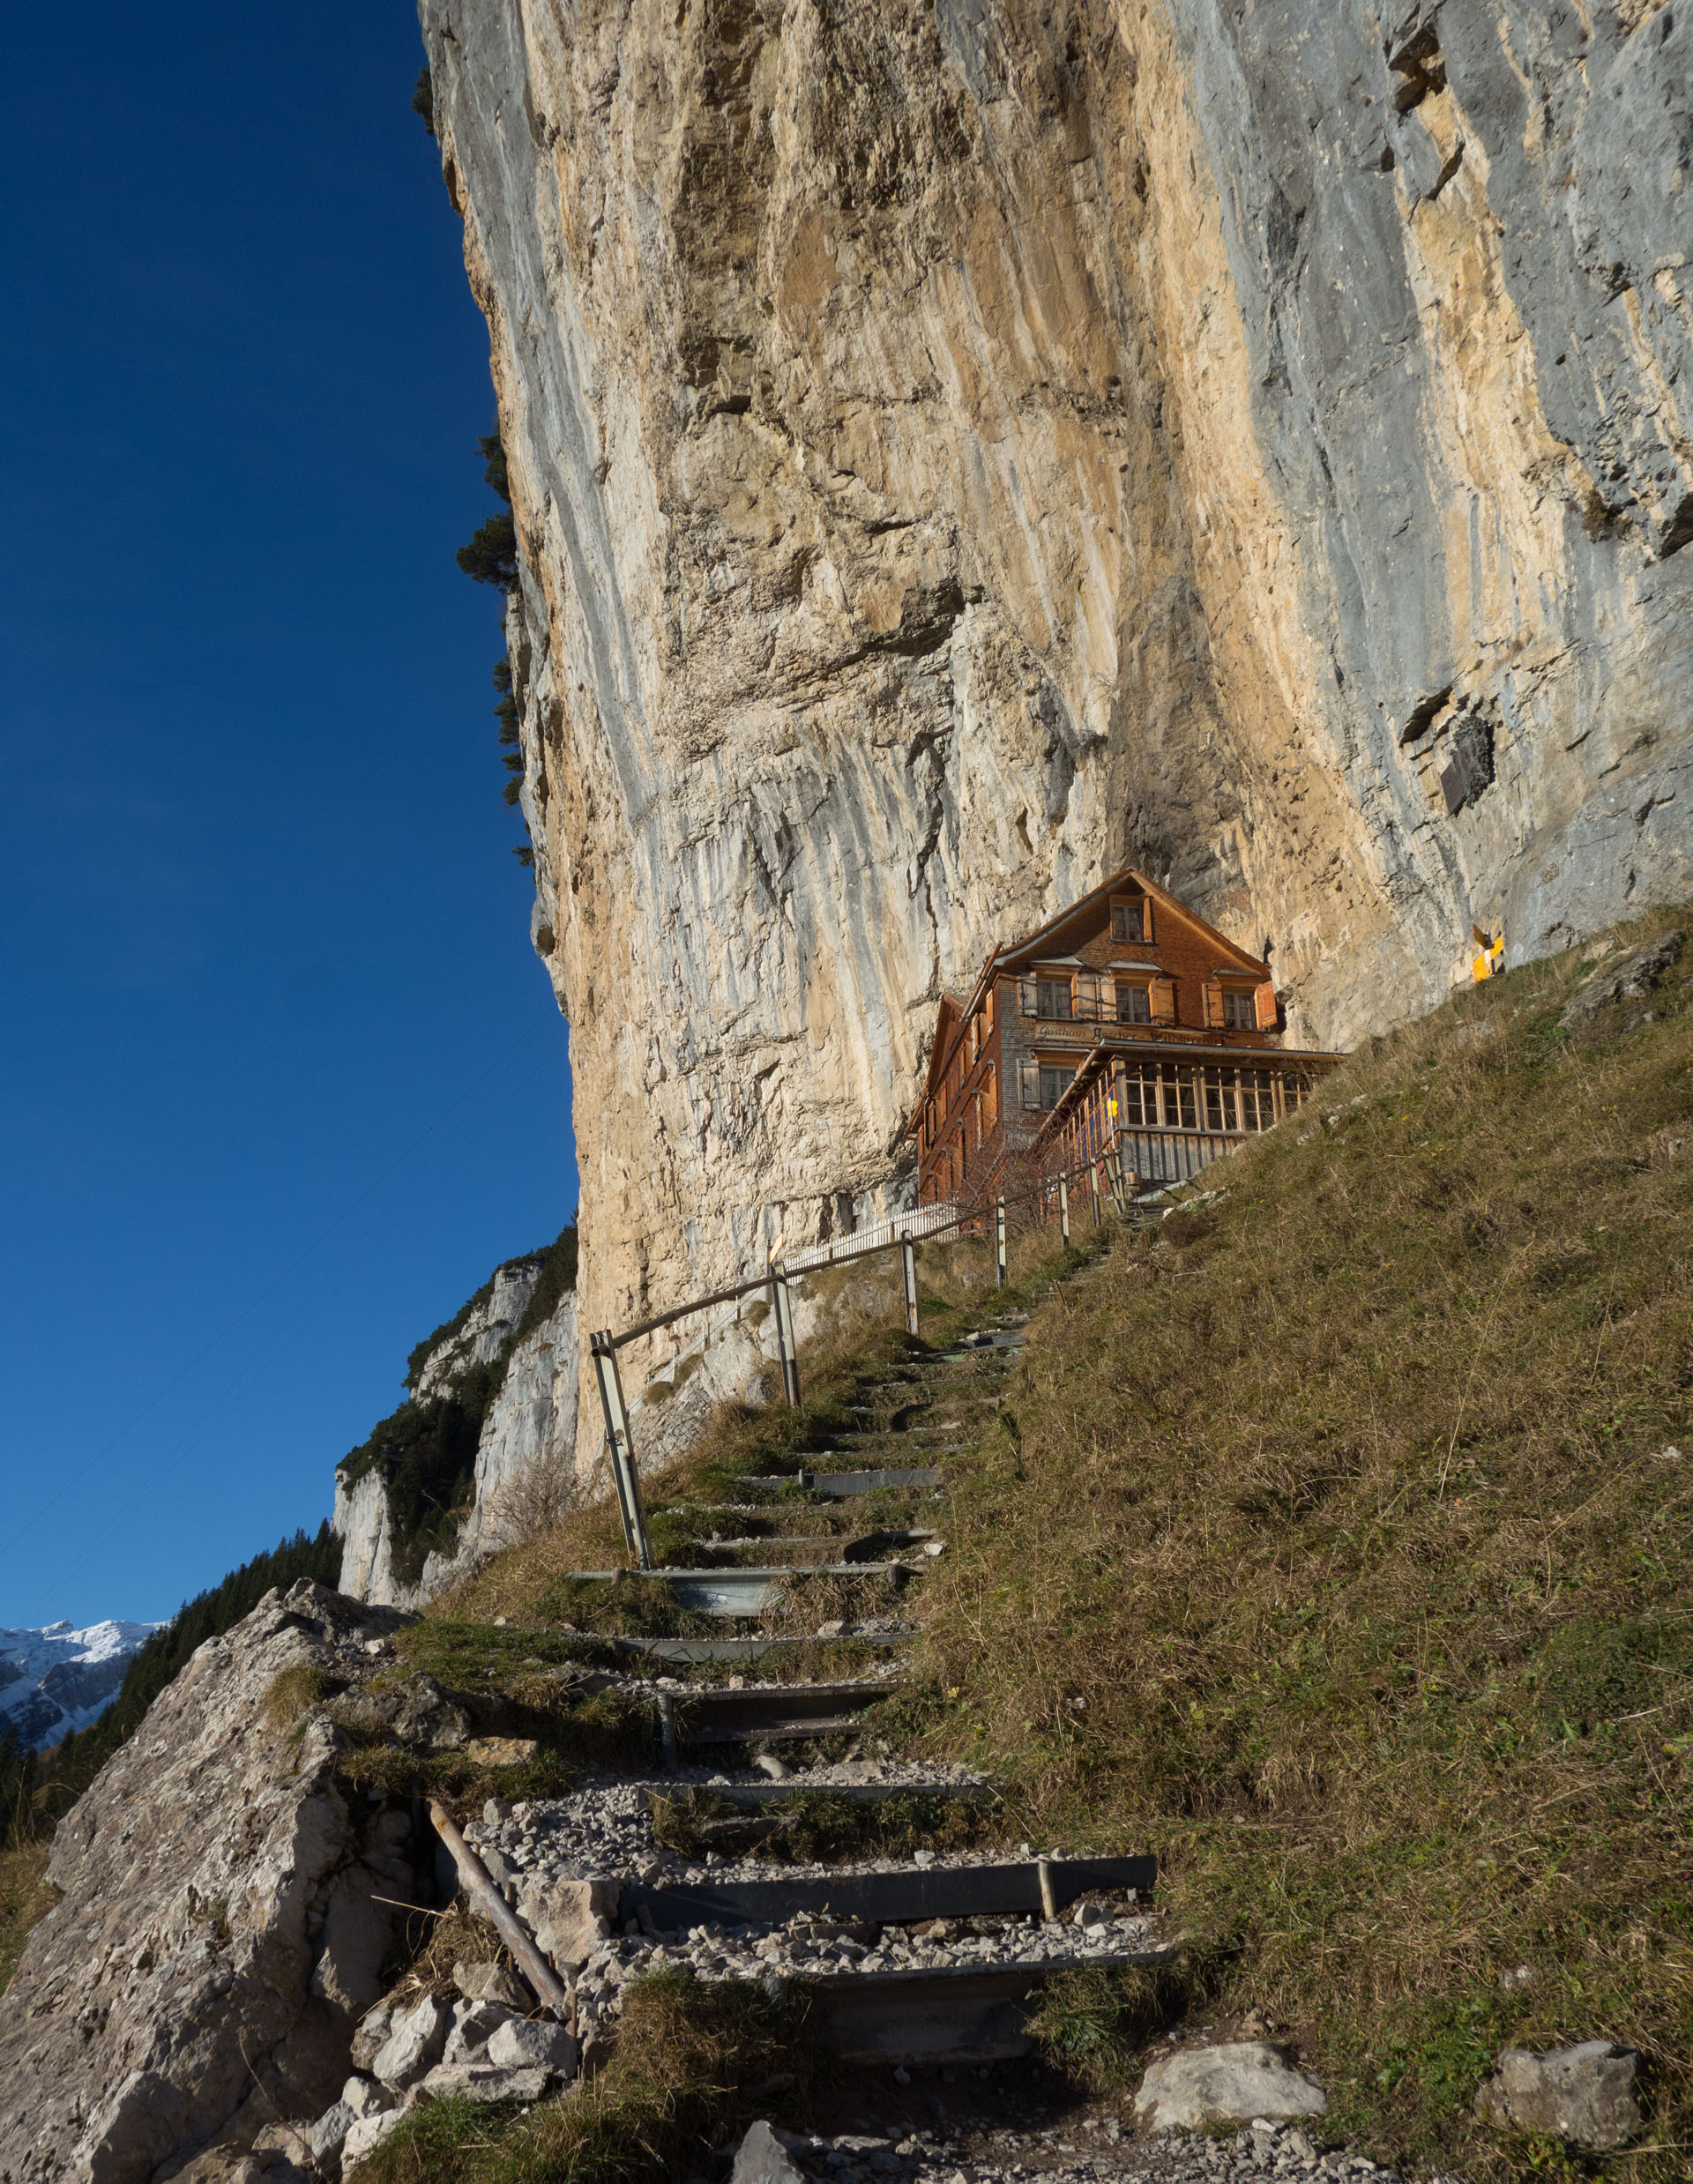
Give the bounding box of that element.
[308,2101,357,2160]
[348,2000,398,2073]
[444,1995,518,2061]
[418,2062,552,2104]
[0,1584,414,2184]
[341,2076,393,2120]
[731,2120,809,2184]
[369,1994,451,2088]
[1134,2042,1327,2130]
[1562,932,1684,1028]
[486,2016,578,2076]
[514,1875,621,1972]
[453,1958,532,2010]
[1475,2040,1642,2149]
[339,2109,405,2171]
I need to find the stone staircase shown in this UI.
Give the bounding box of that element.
[474,1308,1166,2065]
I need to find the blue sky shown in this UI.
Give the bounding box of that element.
[0,6,578,1629]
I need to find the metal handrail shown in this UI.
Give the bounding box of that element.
[582,1140,1142,1572]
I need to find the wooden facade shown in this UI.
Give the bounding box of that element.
[908,867,1341,1203]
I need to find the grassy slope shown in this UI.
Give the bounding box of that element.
[362,906,1690,2181]
[921,908,1693,2175]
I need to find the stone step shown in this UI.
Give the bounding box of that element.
[809,1952,1172,2063]
[566,1563,916,1616]
[623,1854,1154,1934]
[614,1633,914,1665]
[735,1467,945,1496]
[671,1679,899,1744]
[640,1775,976,1812]
[681,1531,940,1569]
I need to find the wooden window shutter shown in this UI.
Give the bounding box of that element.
[1018,1056,1040,1109]
[1255,980,1279,1032]
[1140,896,1153,944]
[983,1063,996,1127]
[1150,976,1176,1025]
[1203,980,1225,1030]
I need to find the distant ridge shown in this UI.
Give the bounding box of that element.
[0,1620,163,1751]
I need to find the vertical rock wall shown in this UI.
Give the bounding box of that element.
[418,0,1690,1399]
[333,1277,580,1607]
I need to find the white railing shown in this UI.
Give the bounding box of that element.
[781,1197,964,1275]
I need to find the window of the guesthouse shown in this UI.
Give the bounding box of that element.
[1035,975,1075,1021]
[1237,1069,1276,1130]
[1220,988,1257,1030]
[1038,1062,1074,1109]
[1116,981,1152,1025]
[1110,898,1149,943]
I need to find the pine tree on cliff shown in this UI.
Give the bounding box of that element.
[455,434,518,591]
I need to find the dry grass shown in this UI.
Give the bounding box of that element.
[918,907,1693,2175]
[0,1845,54,1995]
[384,1903,515,2008]
[262,1663,342,1729]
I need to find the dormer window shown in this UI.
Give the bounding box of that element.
[1221,989,1256,1029]
[1110,897,1149,943]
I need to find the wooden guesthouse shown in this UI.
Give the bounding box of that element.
[908,867,1341,1204]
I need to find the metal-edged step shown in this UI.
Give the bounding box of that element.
[736,1467,944,1497]
[852,1385,1005,1403]
[641,1777,981,1811]
[811,1951,1174,2063]
[615,1633,913,1664]
[566,1563,914,1616]
[683,1530,939,1569]
[622,1854,1154,1933]
[675,1679,900,1744]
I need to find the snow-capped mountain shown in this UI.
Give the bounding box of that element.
[0,1619,164,1750]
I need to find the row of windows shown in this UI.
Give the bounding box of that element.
[1021,972,1269,1032]
[1020,1059,1316,1130]
[921,1064,997,1158]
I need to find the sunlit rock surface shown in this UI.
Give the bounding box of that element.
[418,0,1691,1413]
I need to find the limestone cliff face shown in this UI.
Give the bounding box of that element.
[419,0,1691,1379]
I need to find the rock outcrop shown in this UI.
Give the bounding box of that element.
[333,1254,580,1608]
[417,0,1693,1410]
[1475,2040,1645,2150]
[0,1584,414,2184]
[1134,2041,1328,2130]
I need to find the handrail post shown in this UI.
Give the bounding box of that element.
[1090,1159,1102,1228]
[769,1260,802,1408]
[590,1330,653,1569]
[995,1197,1008,1289]
[1058,1172,1070,1249]
[901,1238,920,1339]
